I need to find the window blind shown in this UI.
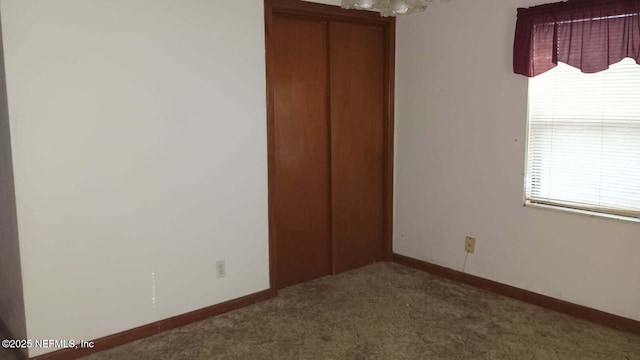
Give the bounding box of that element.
[526,58,640,219]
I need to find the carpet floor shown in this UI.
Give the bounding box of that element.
[2,262,639,359]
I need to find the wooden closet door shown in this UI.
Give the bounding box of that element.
[271,16,332,289]
[329,22,385,274]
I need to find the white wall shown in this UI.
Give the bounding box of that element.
[1,0,269,356]
[0,15,26,343]
[394,0,640,321]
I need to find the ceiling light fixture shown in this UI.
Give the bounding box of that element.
[342,0,448,17]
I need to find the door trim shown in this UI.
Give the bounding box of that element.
[264,0,395,293]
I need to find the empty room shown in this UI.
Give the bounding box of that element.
[0,0,639,359]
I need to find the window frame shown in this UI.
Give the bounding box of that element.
[523,61,640,223]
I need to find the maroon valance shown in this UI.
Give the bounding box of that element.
[514,0,640,77]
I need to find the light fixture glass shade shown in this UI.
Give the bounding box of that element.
[341,0,433,17]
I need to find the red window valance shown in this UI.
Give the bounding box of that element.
[513,0,640,77]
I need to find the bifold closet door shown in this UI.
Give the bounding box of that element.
[329,22,385,274]
[271,16,332,289]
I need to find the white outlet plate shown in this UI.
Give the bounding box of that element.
[216,260,226,278]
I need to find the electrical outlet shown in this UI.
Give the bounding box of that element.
[216,260,226,278]
[465,236,476,253]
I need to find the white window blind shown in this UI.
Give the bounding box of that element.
[526,58,640,219]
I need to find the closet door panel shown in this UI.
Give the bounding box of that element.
[272,16,332,289]
[329,22,385,274]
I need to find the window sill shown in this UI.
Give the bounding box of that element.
[524,201,640,224]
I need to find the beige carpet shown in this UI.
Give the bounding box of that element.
[2,262,639,359]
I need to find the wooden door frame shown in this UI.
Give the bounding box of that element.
[264,0,395,294]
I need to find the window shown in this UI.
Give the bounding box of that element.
[515,0,640,220]
[525,58,640,219]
